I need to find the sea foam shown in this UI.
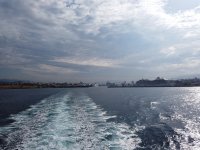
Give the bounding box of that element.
[0,92,141,150]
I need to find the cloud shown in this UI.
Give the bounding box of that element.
[52,57,119,68]
[0,47,31,65]
[1,0,200,81]
[160,46,176,56]
[156,57,200,74]
[39,64,79,74]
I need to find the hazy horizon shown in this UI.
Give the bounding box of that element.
[1,0,200,82]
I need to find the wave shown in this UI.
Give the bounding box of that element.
[171,112,200,150]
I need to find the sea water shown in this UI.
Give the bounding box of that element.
[0,87,200,149]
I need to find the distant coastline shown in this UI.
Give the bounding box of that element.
[0,82,92,89]
[1,77,200,89]
[106,77,200,88]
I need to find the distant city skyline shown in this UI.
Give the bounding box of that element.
[1,0,200,82]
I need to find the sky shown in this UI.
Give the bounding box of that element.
[0,0,200,82]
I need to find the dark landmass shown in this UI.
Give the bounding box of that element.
[0,82,92,89]
[107,77,200,88]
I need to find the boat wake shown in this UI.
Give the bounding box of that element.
[0,92,141,150]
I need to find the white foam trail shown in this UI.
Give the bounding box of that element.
[171,113,200,150]
[1,93,141,150]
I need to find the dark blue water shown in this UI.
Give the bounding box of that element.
[0,87,200,149]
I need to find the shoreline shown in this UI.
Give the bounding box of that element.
[0,86,92,89]
[0,84,92,89]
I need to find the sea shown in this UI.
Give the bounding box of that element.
[0,87,200,150]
